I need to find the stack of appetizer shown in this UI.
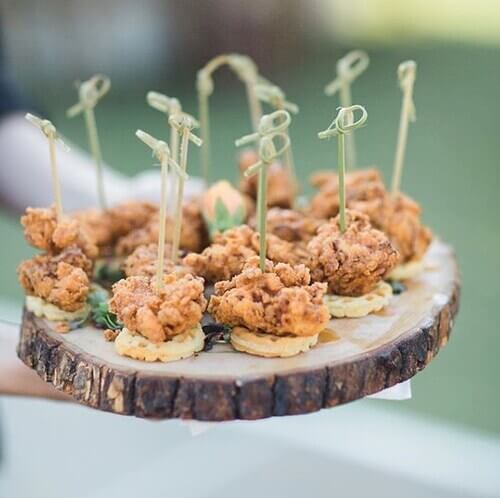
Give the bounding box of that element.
[17,51,432,361]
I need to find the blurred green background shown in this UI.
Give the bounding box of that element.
[0,1,498,435]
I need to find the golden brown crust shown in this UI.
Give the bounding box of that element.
[208,257,329,337]
[183,226,257,282]
[115,199,208,256]
[351,193,432,263]
[122,243,188,278]
[21,207,98,259]
[307,210,399,296]
[17,248,91,311]
[308,168,386,220]
[183,225,309,282]
[109,273,207,343]
[239,150,295,209]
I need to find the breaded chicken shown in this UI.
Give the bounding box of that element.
[109,273,207,343]
[18,248,91,311]
[249,207,321,243]
[307,210,399,296]
[351,193,432,264]
[183,225,309,282]
[21,206,98,259]
[73,201,157,251]
[183,225,257,282]
[115,199,208,256]
[122,243,187,278]
[308,168,386,220]
[239,150,295,209]
[208,257,329,337]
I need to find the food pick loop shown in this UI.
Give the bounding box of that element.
[324,50,369,97]
[318,105,367,140]
[25,113,68,221]
[67,74,110,117]
[318,105,368,234]
[235,109,291,148]
[135,130,188,181]
[391,60,417,196]
[255,83,299,115]
[25,113,70,152]
[146,92,182,116]
[168,114,202,147]
[398,61,417,122]
[235,110,292,271]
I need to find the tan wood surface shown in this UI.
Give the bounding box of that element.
[17,240,460,421]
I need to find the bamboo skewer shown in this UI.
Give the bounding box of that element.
[324,50,369,170]
[136,130,187,291]
[168,114,203,264]
[197,54,261,185]
[25,113,69,222]
[318,105,368,233]
[391,61,417,196]
[67,75,111,211]
[235,110,291,271]
[255,81,299,192]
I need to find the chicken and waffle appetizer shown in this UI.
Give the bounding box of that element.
[308,210,399,317]
[110,273,207,362]
[209,257,329,357]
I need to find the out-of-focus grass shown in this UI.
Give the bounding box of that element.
[1,43,498,434]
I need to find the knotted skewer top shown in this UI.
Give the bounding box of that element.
[67,74,111,117]
[318,105,368,140]
[168,113,202,146]
[324,50,369,97]
[146,91,182,117]
[197,54,259,96]
[255,80,299,114]
[235,109,291,177]
[135,130,188,180]
[25,113,69,151]
[398,60,417,122]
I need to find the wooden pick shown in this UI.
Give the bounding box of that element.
[318,105,368,233]
[146,91,182,165]
[197,53,261,185]
[67,74,110,211]
[168,114,202,263]
[235,110,291,271]
[391,61,417,196]
[136,129,186,290]
[255,80,299,192]
[25,113,69,222]
[324,50,369,170]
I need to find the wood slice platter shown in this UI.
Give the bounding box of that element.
[17,240,460,421]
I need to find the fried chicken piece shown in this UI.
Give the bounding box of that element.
[183,225,257,282]
[351,193,432,263]
[122,243,188,278]
[18,248,91,311]
[106,201,158,239]
[209,257,329,337]
[249,207,321,243]
[72,201,158,251]
[239,150,295,209]
[115,199,208,256]
[109,273,207,343]
[308,168,386,220]
[73,208,115,248]
[21,207,98,259]
[307,210,399,296]
[183,225,309,282]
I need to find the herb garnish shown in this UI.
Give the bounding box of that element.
[202,323,232,352]
[88,287,122,330]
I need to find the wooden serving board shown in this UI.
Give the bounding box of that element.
[17,240,460,421]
